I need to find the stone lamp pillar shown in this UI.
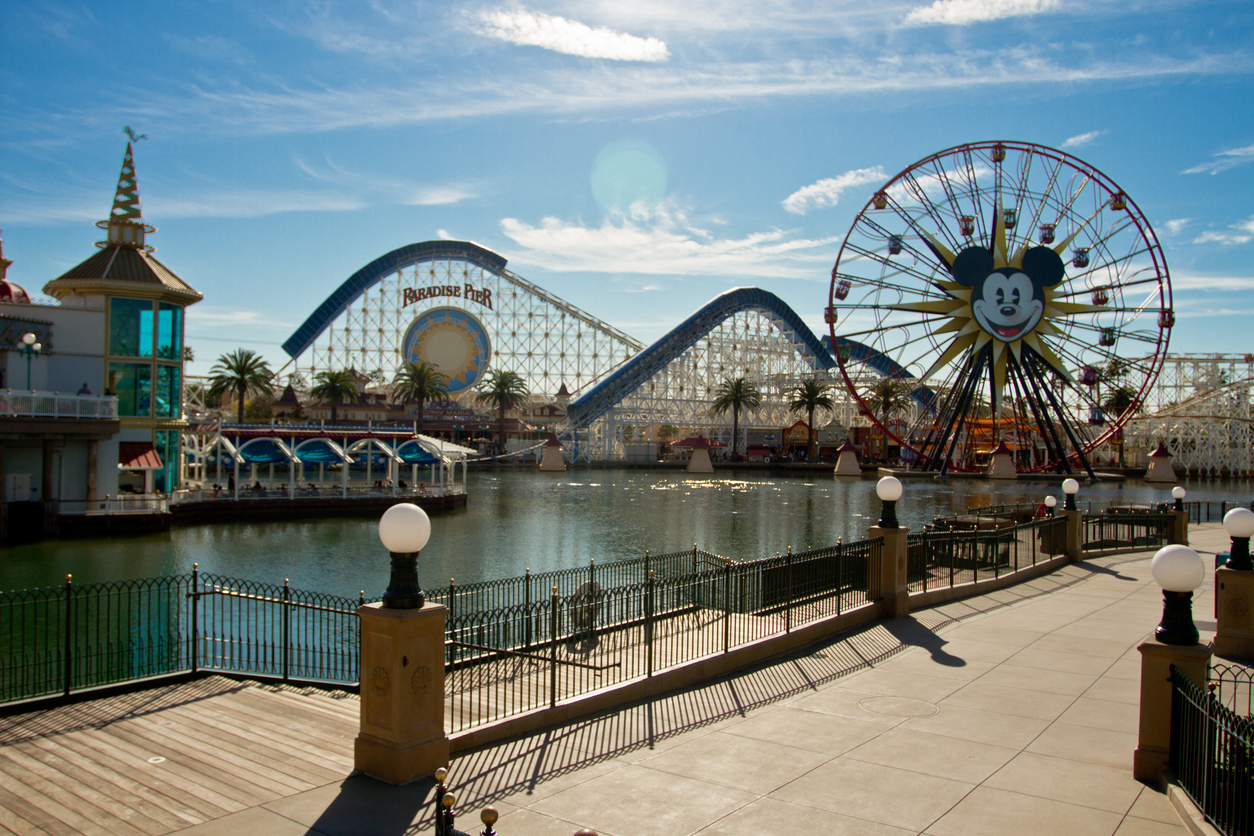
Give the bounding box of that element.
[355,503,450,785]
[1214,507,1254,659]
[1133,544,1212,781]
[1061,478,1083,562]
[868,476,910,618]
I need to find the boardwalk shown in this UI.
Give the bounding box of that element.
[0,525,1235,835]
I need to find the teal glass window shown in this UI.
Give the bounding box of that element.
[108,362,152,417]
[155,365,181,418]
[154,430,178,493]
[109,298,154,358]
[157,303,182,361]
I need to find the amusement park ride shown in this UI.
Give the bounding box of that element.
[194,140,1252,476]
[826,140,1174,476]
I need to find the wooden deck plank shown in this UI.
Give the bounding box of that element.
[25,736,208,829]
[111,716,307,796]
[1,743,173,836]
[46,734,223,823]
[0,760,143,836]
[212,688,359,743]
[184,699,353,773]
[74,726,264,812]
[0,784,60,836]
[225,685,359,730]
[136,706,342,786]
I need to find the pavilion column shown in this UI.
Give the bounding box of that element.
[86,440,98,502]
[42,440,55,501]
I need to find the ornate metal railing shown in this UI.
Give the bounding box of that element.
[1188,500,1254,524]
[1171,664,1254,836]
[906,517,1064,594]
[1082,511,1172,554]
[0,389,119,419]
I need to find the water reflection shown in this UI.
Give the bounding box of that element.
[1,470,1249,595]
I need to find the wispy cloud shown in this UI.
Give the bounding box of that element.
[294,155,478,207]
[1171,271,1254,292]
[1183,143,1254,175]
[499,203,838,280]
[1164,218,1190,235]
[1061,130,1105,149]
[1191,215,1254,246]
[782,167,886,215]
[903,0,1060,26]
[478,9,669,61]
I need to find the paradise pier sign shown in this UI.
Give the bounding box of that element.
[402,283,493,310]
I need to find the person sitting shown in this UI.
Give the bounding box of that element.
[398,478,407,490]
[419,483,428,494]
[252,480,263,493]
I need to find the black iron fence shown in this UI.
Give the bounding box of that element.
[1171,664,1254,836]
[905,516,1065,594]
[443,537,882,733]
[1082,511,1172,555]
[1188,500,1254,524]
[0,567,368,705]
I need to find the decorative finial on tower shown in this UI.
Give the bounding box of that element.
[96,137,155,251]
[0,229,12,281]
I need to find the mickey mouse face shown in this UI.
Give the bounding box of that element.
[972,269,1044,341]
[951,245,1065,344]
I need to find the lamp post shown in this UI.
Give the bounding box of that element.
[1172,485,1186,513]
[1062,477,1079,511]
[876,475,902,529]
[1222,507,1254,572]
[1044,495,1057,517]
[18,332,41,390]
[377,503,431,608]
[1150,544,1205,645]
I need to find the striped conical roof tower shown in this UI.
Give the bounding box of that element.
[96,141,154,251]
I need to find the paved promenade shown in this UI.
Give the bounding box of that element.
[0,524,1234,836]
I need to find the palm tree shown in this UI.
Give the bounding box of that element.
[711,377,761,459]
[310,369,360,424]
[207,349,274,424]
[789,380,834,460]
[864,377,913,460]
[391,361,449,433]
[475,370,529,450]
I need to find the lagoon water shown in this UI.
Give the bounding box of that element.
[3,470,1250,596]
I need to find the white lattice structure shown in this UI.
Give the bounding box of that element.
[281,241,642,402]
[1125,353,1254,476]
[585,308,859,459]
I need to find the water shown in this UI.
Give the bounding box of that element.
[3,470,1250,596]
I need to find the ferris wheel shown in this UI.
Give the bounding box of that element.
[827,141,1173,475]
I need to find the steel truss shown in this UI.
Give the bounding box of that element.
[568,308,859,461]
[287,246,642,403]
[1126,353,1254,476]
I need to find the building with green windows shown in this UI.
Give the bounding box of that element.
[0,141,200,538]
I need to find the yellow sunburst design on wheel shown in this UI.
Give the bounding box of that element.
[402,307,492,392]
[888,202,1108,414]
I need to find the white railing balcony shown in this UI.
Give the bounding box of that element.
[0,390,119,419]
[57,495,168,516]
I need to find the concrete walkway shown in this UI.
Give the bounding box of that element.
[8,524,1235,836]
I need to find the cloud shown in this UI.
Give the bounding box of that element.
[1190,215,1254,246]
[1183,143,1254,175]
[1164,218,1190,235]
[782,167,887,215]
[1170,271,1254,292]
[498,204,839,280]
[1061,130,1105,149]
[904,0,1060,26]
[478,9,669,62]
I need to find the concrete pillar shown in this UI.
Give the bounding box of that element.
[1214,567,1254,659]
[869,525,909,618]
[1170,510,1189,546]
[42,439,54,501]
[1064,509,1083,562]
[354,602,449,785]
[1133,638,1212,782]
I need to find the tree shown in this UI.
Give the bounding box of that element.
[207,349,274,424]
[711,377,762,459]
[391,361,450,433]
[475,370,529,450]
[310,369,359,424]
[864,377,913,460]
[789,379,834,460]
[657,424,679,444]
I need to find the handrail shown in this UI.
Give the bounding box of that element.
[0,390,119,419]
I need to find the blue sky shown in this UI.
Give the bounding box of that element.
[2,0,1251,379]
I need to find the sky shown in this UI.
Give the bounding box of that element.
[2,0,1252,381]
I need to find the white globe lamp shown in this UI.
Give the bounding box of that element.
[876,476,903,529]
[1062,478,1080,511]
[1150,544,1205,645]
[378,503,432,608]
[1172,485,1186,512]
[1222,507,1254,571]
